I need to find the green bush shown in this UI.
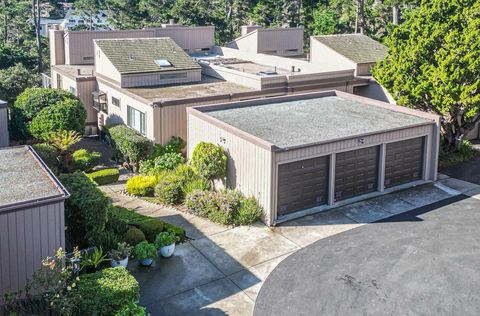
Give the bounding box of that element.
[185,189,262,226]
[153,152,185,170]
[72,149,101,171]
[154,174,185,205]
[139,220,164,243]
[58,172,109,247]
[76,267,139,316]
[149,136,185,160]
[123,227,146,246]
[439,139,478,166]
[191,142,227,181]
[29,99,86,139]
[32,143,59,174]
[106,207,129,237]
[109,125,152,169]
[133,241,157,260]
[154,231,177,248]
[10,88,80,139]
[183,178,211,195]
[91,230,122,253]
[87,168,120,185]
[114,302,147,316]
[126,175,158,196]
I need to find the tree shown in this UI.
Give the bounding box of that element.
[373,0,480,152]
[312,4,339,35]
[0,63,38,103]
[31,0,43,73]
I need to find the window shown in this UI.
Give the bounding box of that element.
[160,72,188,80]
[154,59,172,67]
[69,86,76,95]
[127,106,146,135]
[82,56,94,62]
[111,97,120,108]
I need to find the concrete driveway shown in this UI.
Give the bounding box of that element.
[254,195,480,316]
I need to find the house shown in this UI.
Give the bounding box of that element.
[310,34,388,76]
[0,100,8,147]
[0,146,69,300]
[187,91,440,225]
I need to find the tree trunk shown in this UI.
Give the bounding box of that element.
[392,2,400,25]
[355,0,364,33]
[441,106,480,152]
[32,0,43,73]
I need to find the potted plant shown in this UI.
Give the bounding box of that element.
[133,241,157,266]
[108,242,132,268]
[155,231,177,258]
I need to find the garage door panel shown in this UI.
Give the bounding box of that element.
[335,146,379,201]
[385,137,424,188]
[277,156,329,216]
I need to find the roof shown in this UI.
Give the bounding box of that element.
[202,95,433,149]
[126,75,254,103]
[313,34,388,64]
[52,64,95,80]
[95,37,201,75]
[0,146,68,209]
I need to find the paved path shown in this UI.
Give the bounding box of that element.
[254,194,480,316]
[100,177,477,316]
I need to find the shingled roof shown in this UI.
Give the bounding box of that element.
[95,37,201,75]
[313,34,388,64]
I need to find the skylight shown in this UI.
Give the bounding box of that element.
[155,59,172,67]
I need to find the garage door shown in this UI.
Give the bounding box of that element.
[277,156,329,216]
[385,137,424,188]
[335,146,379,201]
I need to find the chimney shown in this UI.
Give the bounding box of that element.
[241,24,262,36]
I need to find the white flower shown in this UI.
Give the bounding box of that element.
[76,277,80,281]
[67,286,71,291]
[71,283,76,288]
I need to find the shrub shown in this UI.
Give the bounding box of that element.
[76,267,139,316]
[109,125,152,169]
[149,136,186,160]
[72,149,101,171]
[139,220,164,243]
[88,168,120,185]
[183,178,211,195]
[185,190,214,217]
[10,88,79,139]
[154,231,177,248]
[114,302,147,316]
[29,99,86,139]
[153,152,185,170]
[191,142,227,181]
[123,227,146,246]
[32,143,59,174]
[133,241,157,260]
[91,230,122,253]
[154,174,185,205]
[126,175,158,196]
[208,190,243,225]
[58,172,109,247]
[173,164,197,183]
[235,196,263,226]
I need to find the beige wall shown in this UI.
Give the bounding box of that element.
[94,44,122,83]
[0,201,65,300]
[309,38,356,72]
[49,29,65,66]
[187,113,274,224]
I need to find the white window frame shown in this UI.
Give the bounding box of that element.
[127,105,146,135]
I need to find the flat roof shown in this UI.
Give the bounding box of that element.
[52,64,95,80]
[203,95,433,149]
[126,75,254,103]
[0,146,68,209]
[196,56,292,76]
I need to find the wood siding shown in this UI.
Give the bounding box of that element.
[187,114,274,224]
[0,202,65,300]
[121,70,202,88]
[0,107,9,148]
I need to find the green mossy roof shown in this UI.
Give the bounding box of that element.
[95,38,201,74]
[313,34,388,64]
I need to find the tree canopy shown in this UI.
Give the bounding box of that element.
[373,0,480,151]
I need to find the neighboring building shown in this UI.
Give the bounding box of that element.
[227,25,304,57]
[310,34,388,76]
[0,100,8,148]
[0,146,69,300]
[187,91,440,226]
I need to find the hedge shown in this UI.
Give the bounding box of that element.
[76,267,139,316]
[72,149,101,172]
[88,168,120,185]
[58,172,109,247]
[108,125,152,168]
[126,175,158,196]
[28,99,86,139]
[123,227,146,246]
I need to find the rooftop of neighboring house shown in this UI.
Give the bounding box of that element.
[95,37,202,75]
[0,146,68,209]
[193,55,292,76]
[125,75,254,103]
[200,93,433,149]
[312,34,388,64]
[51,64,95,80]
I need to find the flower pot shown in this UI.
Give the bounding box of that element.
[159,243,175,258]
[139,258,153,266]
[111,256,129,268]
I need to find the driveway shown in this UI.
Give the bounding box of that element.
[254,195,480,316]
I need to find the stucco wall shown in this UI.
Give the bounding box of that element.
[309,39,356,71]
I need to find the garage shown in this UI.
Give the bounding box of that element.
[335,146,379,201]
[187,91,440,226]
[385,137,424,188]
[277,156,329,216]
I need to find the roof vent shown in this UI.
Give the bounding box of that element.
[257,70,278,76]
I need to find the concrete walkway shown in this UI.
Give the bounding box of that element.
[99,176,480,316]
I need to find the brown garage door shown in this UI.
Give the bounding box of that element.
[385,137,424,188]
[335,146,379,201]
[277,156,329,216]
